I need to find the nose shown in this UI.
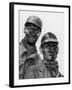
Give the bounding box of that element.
[29,30,35,35]
[50,47,54,52]
[32,32,35,36]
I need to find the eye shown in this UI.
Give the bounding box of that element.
[27,28,31,30]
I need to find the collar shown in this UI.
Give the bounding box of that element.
[43,60,59,77]
[43,60,58,65]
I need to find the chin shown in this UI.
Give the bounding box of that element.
[48,59,53,61]
[47,57,54,61]
[28,40,36,45]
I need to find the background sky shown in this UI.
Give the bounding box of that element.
[19,10,64,75]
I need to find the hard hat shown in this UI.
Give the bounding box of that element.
[25,16,42,29]
[41,32,58,46]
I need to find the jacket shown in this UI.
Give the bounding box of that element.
[19,38,40,79]
[24,60,64,79]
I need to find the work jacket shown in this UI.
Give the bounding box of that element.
[19,38,40,79]
[24,60,64,79]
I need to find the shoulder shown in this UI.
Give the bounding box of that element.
[24,58,36,67]
[30,60,46,71]
[24,58,41,70]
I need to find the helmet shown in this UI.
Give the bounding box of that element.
[41,32,58,46]
[25,16,42,29]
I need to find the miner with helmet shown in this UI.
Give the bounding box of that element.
[19,16,42,79]
[23,32,63,78]
[40,32,64,77]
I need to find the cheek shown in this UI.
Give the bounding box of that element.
[43,49,49,56]
[37,32,41,37]
[24,28,29,34]
[44,49,50,55]
[54,53,57,59]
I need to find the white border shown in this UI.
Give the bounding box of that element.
[14,4,69,86]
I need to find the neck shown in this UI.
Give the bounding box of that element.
[27,41,35,46]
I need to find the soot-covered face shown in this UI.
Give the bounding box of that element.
[42,42,58,61]
[24,24,41,44]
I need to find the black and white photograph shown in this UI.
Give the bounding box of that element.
[9,2,70,87]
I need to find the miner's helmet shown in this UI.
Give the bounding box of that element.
[25,16,42,30]
[41,32,58,47]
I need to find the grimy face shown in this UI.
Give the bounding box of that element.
[42,42,58,61]
[24,24,41,44]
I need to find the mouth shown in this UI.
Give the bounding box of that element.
[48,52,54,56]
[46,53,54,59]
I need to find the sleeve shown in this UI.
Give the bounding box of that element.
[23,66,35,79]
[19,43,27,79]
[23,64,40,79]
[22,58,36,79]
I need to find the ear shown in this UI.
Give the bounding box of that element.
[24,27,26,33]
[37,32,41,37]
[39,46,43,54]
[24,27,29,34]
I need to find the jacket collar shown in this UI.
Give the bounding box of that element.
[43,60,59,77]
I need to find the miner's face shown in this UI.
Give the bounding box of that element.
[42,42,58,61]
[24,24,41,44]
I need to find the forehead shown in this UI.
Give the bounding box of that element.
[25,23,40,30]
